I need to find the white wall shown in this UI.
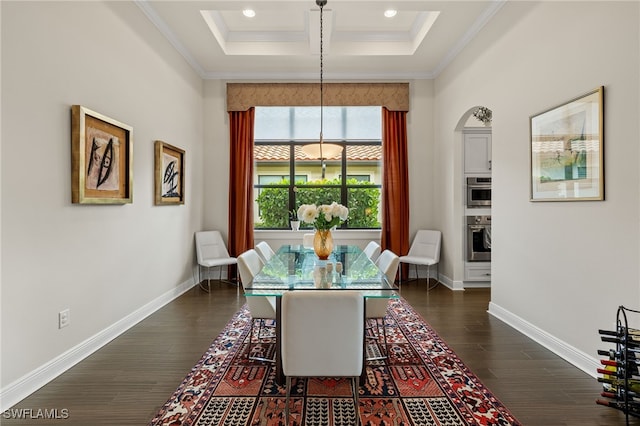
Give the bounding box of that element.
[434,1,640,372]
[1,0,204,403]
[203,80,230,235]
[406,80,437,243]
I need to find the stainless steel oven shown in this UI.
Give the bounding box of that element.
[466,177,491,208]
[467,215,491,262]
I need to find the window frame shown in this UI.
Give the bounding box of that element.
[253,139,382,230]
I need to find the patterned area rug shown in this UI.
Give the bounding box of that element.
[149,298,520,425]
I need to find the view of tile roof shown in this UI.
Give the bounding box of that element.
[254,145,382,161]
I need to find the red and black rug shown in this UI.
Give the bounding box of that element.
[149,298,521,425]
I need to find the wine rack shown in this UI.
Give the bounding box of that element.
[597,305,640,425]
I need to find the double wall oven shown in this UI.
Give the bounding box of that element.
[467,215,491,261]
[466,177,491,262]
[466,177,491,208]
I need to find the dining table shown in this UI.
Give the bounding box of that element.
[243,244,398,385]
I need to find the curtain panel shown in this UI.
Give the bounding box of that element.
[228,108,255,257]
[381,108,410,260]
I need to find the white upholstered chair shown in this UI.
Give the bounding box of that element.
[255,241,276,264]
[237,249,276,363]
[399,230,442,290]
[195,231,238,292]
[366,249,400,360]
[281,290,364,425]
[363,241,381,262]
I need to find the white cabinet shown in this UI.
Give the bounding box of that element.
[464,262,491,281]
[464,131,492,174]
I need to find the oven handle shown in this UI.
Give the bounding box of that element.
[468,225,487,231]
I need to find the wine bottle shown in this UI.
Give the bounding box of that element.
[600,359,640,377]
[601,359,640,368]
[599,348,640,359]
[596,398,640,413]
[600,336,640,348]
[597,376,640,388]
[601,390,640,400]
[599,328,640,337]
[597,368,640,380]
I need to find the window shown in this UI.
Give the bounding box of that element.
[253,106,382,229]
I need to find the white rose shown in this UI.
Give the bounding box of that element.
[301,205,318,224]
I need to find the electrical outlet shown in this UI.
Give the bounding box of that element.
[58,309,70,329]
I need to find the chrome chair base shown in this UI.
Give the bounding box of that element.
[198,265,238,292]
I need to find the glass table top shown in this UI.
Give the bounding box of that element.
[244,244,397,298]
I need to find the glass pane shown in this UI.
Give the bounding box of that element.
[348,187,382,228]
[322,107,344,139]
[345,145,381,184]
[255,142,291,229]
[255,187,289,228]
[346,107,381,139]
[255,107,291,139]
[255,144,291,180]
[292,107,345,140]
[293,107,320,139]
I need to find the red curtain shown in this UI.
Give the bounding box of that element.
[381,107,410,260]
[228,108,255,257]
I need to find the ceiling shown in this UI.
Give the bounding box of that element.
[134,0,505,80]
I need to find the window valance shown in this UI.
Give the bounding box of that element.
[226,83,409,112]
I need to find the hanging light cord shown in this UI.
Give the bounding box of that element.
[318,0,325,175]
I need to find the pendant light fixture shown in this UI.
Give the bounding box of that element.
[301,0,343,178]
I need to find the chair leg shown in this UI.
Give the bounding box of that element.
[285,376,292,424]
[248,319,275,363]
[427,264,440,290]
[198,266,211,292]
[380,318,388,358]
[351,377,361,426]
[366,317,388,361]
[248,318,255,357]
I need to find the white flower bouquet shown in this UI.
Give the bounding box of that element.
[297,202,349,230]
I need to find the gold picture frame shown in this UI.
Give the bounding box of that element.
[154,140,185,205]
[71,105,133,204]
[530,86,604,201]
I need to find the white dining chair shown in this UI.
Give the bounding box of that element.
[237,249,276,363]
[194,230,238,292]
[281,290,364,425]
[366,249,400,361]
[255,241,276,264]
[363,241,381,262]
[399,230,442,290]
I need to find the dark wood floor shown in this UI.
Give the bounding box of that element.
[3,281,637,425]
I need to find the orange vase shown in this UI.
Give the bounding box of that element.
[313,229,333,260]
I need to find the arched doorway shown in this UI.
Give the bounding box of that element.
[454,106,492,289]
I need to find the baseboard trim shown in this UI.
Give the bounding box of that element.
[488,301,599,378]
[0,278,196,411]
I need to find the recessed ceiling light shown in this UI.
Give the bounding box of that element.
[242,9,256,18]
[384,9,397,18]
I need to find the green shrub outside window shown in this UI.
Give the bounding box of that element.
[255,178,380,229]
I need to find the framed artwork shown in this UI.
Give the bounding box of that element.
[154,140,185,205]
[71,105,133,204]
[530,86,604,201]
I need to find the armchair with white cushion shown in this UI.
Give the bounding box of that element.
[237,249,276,363]
[194,230,238,292]
[399,230,441,290]
[281,290,364,425]
[366,249,399,361]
